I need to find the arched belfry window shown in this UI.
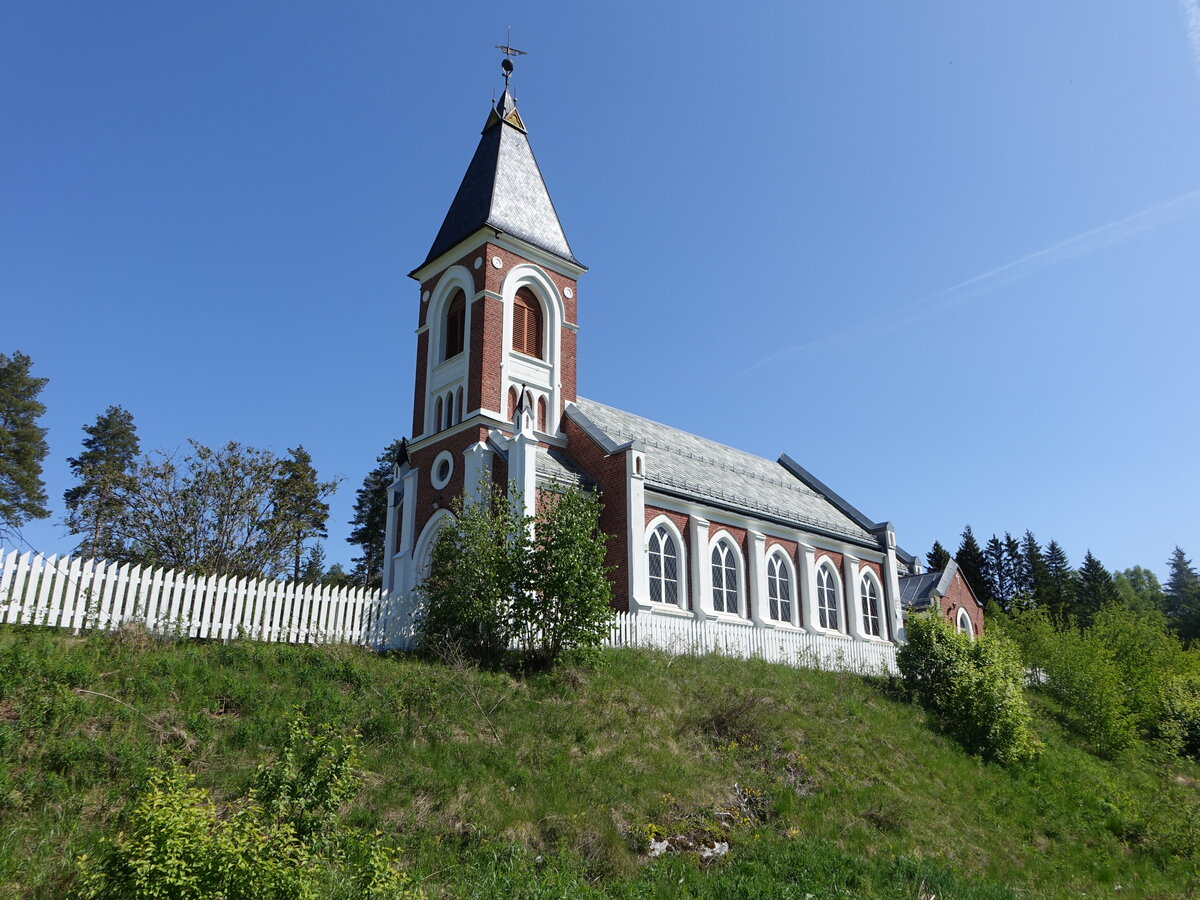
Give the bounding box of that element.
[860,573,882,637]
[512,287,543,359]
[444,289,466,360]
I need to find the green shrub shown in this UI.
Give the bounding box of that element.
[253,711,361,841]
[76,716,423,900]
[417,480,613,670]
[76,766,318,900]
[898,614,1041,764]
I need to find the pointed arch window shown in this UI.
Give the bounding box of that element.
[957,607,974,638]
[711,540,740,615]
[817,564,840,631]
[648,525,680,605]
[444,289,466,360]
[860,573,882,637]
[767,552,792,622]
[512,287,543,359]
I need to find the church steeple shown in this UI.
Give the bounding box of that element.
[417,84,580,271]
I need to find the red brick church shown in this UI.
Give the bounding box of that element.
[383,71,981,651]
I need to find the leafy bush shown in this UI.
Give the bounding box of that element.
[76,766,318,900]
[1005,605,1200,758]
[417,481,613,669]
[76,716,422,900]
[514,486,614,668]
[253,711,360,841]
[898,613,1041,764]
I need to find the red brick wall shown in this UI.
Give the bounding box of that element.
[940,571,985,636]
[563,416,629,610]
[409,426,490,542]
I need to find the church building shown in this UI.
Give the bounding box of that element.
[383,67,973,653]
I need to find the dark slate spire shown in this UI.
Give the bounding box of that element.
[418,88,580,270]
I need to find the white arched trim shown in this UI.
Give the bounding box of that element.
[423,266,475,436]
[815,556,844,633]
[765,545,797,624]
[645,515,687,610]
[412,508,456,585]
[708,530,745,618]
[858,568,885,638]
[957,607,974,638]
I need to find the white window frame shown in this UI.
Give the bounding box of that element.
[709,532,744,617]
[646,516,686,610]
[766,549,795,624]
[957,607,974,638]
[816,559,843,632]
[859,569,884,638]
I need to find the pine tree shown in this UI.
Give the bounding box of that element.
[0,351,50,539]
[301,543,326,583]
[1043,540,1075,627]
[1074,550,1118,627]
[63,405,140,560]
[347,439,405,588]
[272,446,337,581]
[1165,547,1200,643]
[955,526,992,606]
[926,540,951,571]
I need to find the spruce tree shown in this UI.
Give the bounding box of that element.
[64,405,140,560]
[347,439,405,588]
[1165,547,1200,642]
[1043,540,1075,627]
[1074,550,1118,628]
[955,526,992,606]
[926,540,951,571]
[1018,531,1050,611]
[982,533,1021,612]
[0,351,50,540]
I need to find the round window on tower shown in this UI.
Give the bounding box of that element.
[431,450,454,490]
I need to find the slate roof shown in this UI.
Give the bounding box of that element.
[570,398,880,545]
[898,571,945,610]
[419,89,580,270]
[535,447,592,489]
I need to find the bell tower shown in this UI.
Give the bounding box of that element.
[383,55,586,597]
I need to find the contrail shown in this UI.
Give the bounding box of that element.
[743,187,1200,374]
[1183,0,1200,84]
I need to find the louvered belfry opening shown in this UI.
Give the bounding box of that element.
[444,290,466,359]
[512,287,543,358]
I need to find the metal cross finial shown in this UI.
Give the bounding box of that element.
[495,26,526,87]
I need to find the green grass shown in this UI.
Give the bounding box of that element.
[1,624,1198,898]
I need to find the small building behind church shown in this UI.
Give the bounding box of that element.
[382,69,971,661]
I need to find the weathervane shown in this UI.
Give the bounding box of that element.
[495,26,526,88]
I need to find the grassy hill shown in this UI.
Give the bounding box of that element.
[1,625,1198,899]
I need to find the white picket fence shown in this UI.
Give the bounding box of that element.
[607,610,899,676]
[0,548,897,676]
[0,549,387,645]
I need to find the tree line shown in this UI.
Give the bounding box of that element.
[0,350,404,586]
[929,526,1200,642]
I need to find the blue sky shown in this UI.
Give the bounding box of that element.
[3,2,1198,578]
